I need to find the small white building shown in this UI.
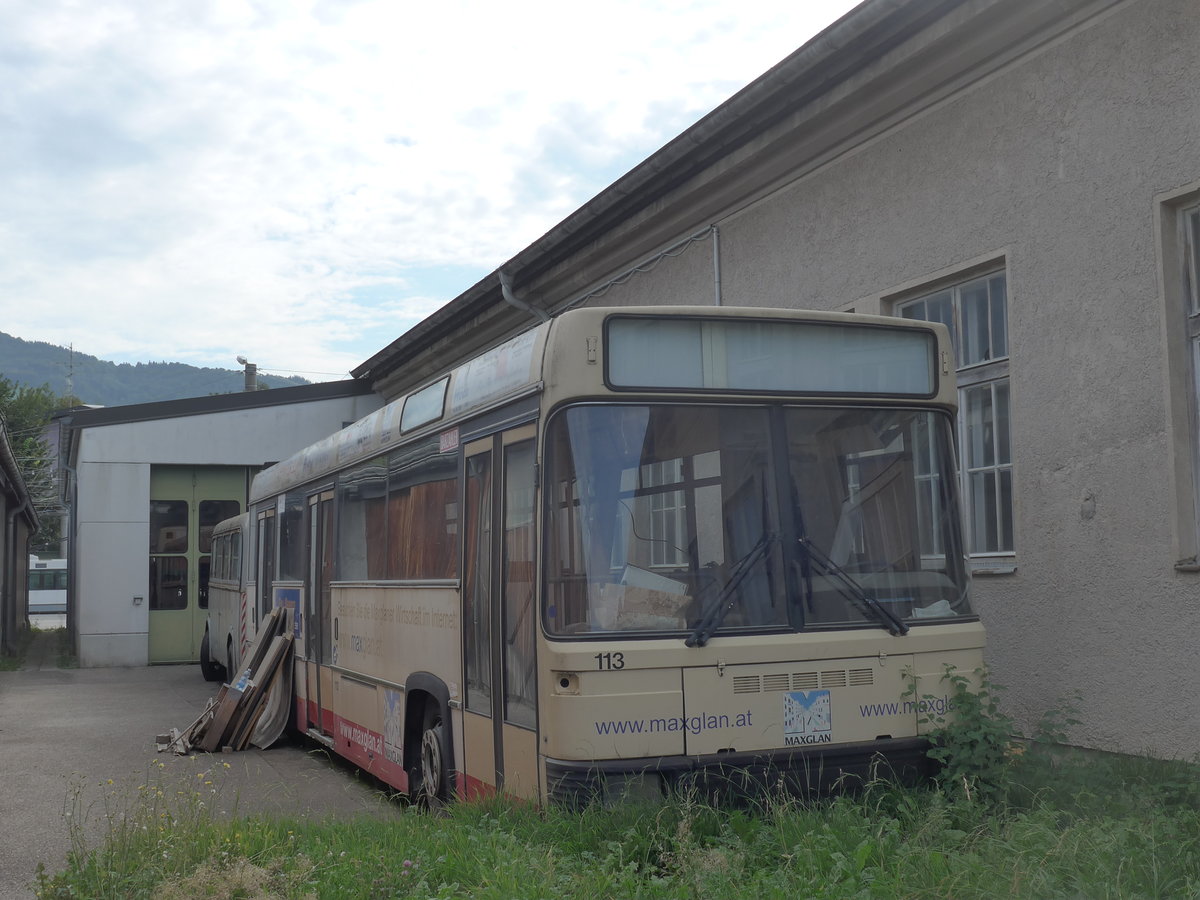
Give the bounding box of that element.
[61,382,381,667]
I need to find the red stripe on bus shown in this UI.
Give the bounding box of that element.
[460,772,495,801]
[239,592,248,653]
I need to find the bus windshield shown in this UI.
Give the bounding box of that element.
[543,403,972,638]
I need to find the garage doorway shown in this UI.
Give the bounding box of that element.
[148,466,247,664]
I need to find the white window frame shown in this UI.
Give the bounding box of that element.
[642,459,689,568]
[1154,187,1200,570]
[1182,205,1200,558]
[896,269,1014,563]
[1185,205,1200,318]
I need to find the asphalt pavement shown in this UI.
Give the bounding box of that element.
[0,630,400,899]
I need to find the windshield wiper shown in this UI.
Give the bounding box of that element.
[797,537,909,636]
[685,533,774,648]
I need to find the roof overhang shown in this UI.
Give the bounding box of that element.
[57,379,376,431]
[0,421,39,532]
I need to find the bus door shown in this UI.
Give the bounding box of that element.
[461,426,538,799]
[304,490,335,737]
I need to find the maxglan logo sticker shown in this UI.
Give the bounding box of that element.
[783,690,832,745]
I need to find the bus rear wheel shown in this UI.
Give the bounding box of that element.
[199,630,226,683]
[411,709,449,808]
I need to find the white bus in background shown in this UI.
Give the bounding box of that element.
[27,557,67,615]
[222,305,984,804]
[201,513,256,682]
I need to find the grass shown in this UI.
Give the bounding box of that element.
[33,748,1200,900]
[0,623,34,669]
[50,625,78,668]
[0,625,76,670]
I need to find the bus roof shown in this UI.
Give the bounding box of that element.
[250,306,951,504]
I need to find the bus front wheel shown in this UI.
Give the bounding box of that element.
[411,708,449,808]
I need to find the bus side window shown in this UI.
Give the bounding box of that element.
[230,532,241,586]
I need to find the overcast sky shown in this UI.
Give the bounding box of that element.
[1,0,860,384]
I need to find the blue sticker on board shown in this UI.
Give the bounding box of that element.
[783,690,832,745]
[384,689,403,765]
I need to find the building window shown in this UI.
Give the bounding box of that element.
[643,459,690,568]
[1185,205,1200,363]
[1185,205,1200,316]
[1183,204,1200,554]
[899,270,1013,558]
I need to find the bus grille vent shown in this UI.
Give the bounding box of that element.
[733,675,760,694]
[730,669,877,694]
[820,670,848,688]
[762,673,791,692]
[791,672,820,690]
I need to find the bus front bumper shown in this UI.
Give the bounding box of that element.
[544,737,935,806]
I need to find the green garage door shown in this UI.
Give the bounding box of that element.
[148,466,246,664]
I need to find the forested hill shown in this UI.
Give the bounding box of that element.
[0,331,310,407]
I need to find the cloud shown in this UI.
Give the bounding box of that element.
[0,0,860,381]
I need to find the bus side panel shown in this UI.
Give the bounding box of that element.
[325,673,409,791]
[206,582,236,671]
[238,583,254,667]
[539,667,685,760]
[294,656,309,732]
[461,711,496,799]
[323,584,462,795]
[313,665,335,732]
[502,723,539,797]
[214,583,251,674]
[452,708,468,800]
[331,585,461,690]
[911,648,987,735]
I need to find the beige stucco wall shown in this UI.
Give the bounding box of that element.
[583,0,1200,755]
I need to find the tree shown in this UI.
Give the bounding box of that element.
[0,377,79,554]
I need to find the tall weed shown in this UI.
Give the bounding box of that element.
[908,664,1015,802]
[34,713,1200,899]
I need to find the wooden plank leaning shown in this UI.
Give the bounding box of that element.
[229,634,290,750]
[250,638,295,750]
[192,607,293,753]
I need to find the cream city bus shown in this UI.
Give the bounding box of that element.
[245,305,983,804]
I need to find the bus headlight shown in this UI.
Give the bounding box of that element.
[553,672,579,694]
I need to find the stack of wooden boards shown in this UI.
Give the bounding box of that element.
[156,607,294,755]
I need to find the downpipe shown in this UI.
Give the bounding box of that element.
[4,496,31,654]
[499,270,550,323]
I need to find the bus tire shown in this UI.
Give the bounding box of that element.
[412,707,449,808]
[199,630,226,683]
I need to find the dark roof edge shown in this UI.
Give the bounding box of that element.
[58,379,376,430]
[351,0,920,383]
[0,419,39,531]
